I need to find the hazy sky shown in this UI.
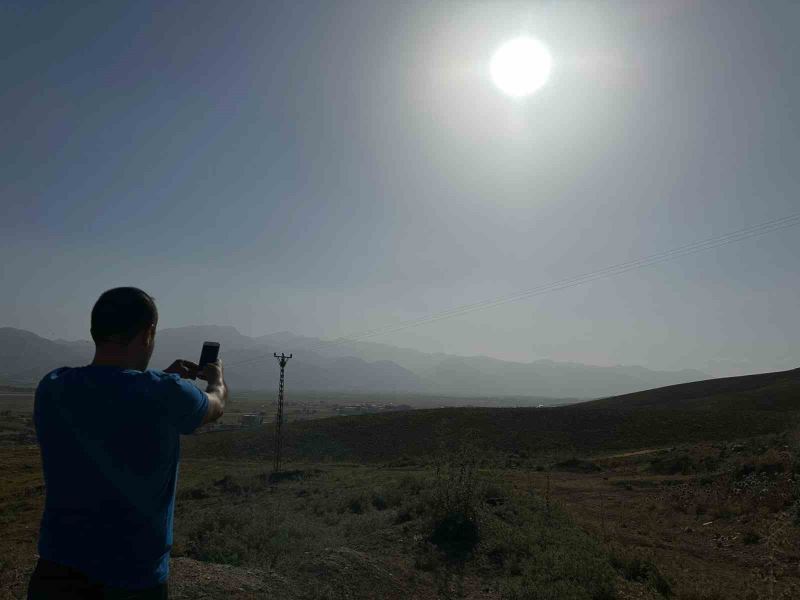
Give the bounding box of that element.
[2,1,798,377]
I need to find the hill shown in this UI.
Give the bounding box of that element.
[584,366,800,411]
[0,326,707,398]
[0,328,88,385]
[183,366,800,463]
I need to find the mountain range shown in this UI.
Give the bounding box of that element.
[0,326,708,398]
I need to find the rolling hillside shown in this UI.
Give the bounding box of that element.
[183,366,800,463]
[0,328,88,384]
[584,366,800,411]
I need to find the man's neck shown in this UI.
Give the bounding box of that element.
[91,349,141,370]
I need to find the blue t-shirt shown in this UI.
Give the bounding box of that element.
[34,365,208,589]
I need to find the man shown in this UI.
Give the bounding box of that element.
[28,287,228,599]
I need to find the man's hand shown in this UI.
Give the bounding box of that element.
[197,360,223,386]
[164,360,200,380]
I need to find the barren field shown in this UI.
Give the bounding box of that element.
[3,370,799,599]
[2,431,799,599]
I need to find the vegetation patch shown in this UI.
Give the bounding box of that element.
[610,550,672,597]
[267,470,314,483]
[553,458,602,473]
[612,479,658,489]
[742,530,760,545]
[493,496,617,600]
[649,454,692,475]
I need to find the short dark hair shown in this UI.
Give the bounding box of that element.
[91,287,158,344]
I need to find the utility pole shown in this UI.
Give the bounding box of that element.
[273,352,292,473]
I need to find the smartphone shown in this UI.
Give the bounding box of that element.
[199,341,220,368]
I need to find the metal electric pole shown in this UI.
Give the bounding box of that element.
[273,352,292,473]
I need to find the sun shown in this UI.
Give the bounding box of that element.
[490,37,552,98]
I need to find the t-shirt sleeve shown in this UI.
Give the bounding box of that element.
[157,373,209,434]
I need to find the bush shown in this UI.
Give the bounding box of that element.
[480,492,618,600]
[553,458,602,473]
[501,522,617,600]
[348,497,365,514]
[742,530,760,545]
[372,486,402,510]
[398,473,425,495]
[267,469,308,484]
[182,505,280,567]
[482,478,510,506]
[430,512,480,563]
[394,508,413,524]
[428,444,482,563]
[649,455,691,475]
[610,551,672,597]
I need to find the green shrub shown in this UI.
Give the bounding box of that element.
[482,478,510,505]
[610,551,671,597]
[430,512,480,563]
[394,508,413,524]
[371,492,388,511]
[649,455,691,475]
[502,526,617,600]
[372,486,402,510]
[428,445,483,563]
[742,530,760,545]
[481,492,617,600]
[183,505,279,567]
[553,458,602,473]
[348,497,364,514]
[398,473,425,495]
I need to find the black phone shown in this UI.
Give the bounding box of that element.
[199,341,220,368]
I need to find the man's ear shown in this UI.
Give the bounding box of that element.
[134,324,155,348]
[146,324,156,346]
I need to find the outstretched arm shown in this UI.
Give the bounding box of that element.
[197,360,227,425]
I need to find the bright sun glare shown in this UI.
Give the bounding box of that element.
[490,37,552,98]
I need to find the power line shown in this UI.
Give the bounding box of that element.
[226,211,800,369]
[336,212,800,341]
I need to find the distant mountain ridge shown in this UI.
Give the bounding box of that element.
[0,326,708,398]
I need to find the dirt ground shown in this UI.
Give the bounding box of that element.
[515,442,800,599]
[2,436,799,599]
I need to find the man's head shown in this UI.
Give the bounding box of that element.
[91,287,158,370]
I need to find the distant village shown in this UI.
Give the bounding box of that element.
[331,402,412,416]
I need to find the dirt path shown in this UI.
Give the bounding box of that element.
[596,447,665,459]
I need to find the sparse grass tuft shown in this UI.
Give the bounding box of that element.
[182,505,283,567]
[497,497,617,600]
[610,549,672,597]
[742,530,760,545]
[427,442,483,563]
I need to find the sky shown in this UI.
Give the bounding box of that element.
[2,0,798,377]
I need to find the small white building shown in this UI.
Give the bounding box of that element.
[239,413,264,427]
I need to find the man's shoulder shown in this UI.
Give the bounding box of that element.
[145,369,203,397]
[36,367,173,394]
[36,367,74,390]
[145,369,182,385]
